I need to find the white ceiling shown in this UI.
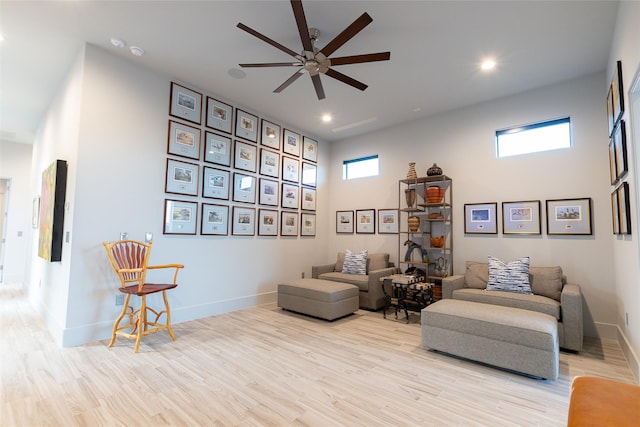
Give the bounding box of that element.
[0,1,619,144]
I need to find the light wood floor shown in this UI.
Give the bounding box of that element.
[1,284,636,426]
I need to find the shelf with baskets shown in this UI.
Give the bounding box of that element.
[398,175,452,299]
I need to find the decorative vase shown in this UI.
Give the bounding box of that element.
[408,216,420,232]
[427,163,443,176]
[425,186,445,203]
[430,236,445,248]
[404,188,416,209]
[406,162,418,179]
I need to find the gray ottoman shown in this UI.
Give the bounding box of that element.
[421,299,559,380]
[278,278,359,321]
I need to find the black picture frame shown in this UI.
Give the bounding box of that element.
[355,209,376,234]
[336,210,354,234]
[502,200,541,235]
[164,199,198,235]
[612,60,624,126]
[167,120,201,160]
[618,182,632,235]
[464,202,498,234]
[206,96,233,134]
[546,198,592,235]
[235,109,258,143]
[38,159,67,262]
[200,203,229,236]
[614,120,628,181]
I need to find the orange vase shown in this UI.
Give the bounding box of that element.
[425,186,444,203]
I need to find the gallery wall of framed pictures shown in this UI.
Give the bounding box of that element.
[164,81,319,237]
[606,60,632,235]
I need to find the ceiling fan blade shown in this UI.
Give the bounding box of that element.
[237,22,300,58]
[329,52,390,66]
[319,12,373,57]
[239,62,301,68]
[324,68,368,91]
[274,70,304,93]
[310,74,326,100]
[290,0,314,54]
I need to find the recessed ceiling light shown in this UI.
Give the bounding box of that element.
[413,107,422,113]
[481,59,496,71]
[129,46,145,57]
[228,68,246,79]
[110,37,125,48]
[322,114,332,123]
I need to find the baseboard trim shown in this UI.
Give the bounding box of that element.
[591,321,619,340]
[617,327,640,384]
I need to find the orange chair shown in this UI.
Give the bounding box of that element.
[567,376,640,426]
[103,240,183,352]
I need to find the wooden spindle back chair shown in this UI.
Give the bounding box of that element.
[103,240,183,352]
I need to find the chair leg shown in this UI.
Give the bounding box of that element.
[134,296,146,353]
[163,290,177,341]
[109,294,131,348]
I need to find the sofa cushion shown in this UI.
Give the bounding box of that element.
[465,261,489,289]
[334,252,346,272]
[342,250,368,275]
[368,253,389,272]
[452,288,560,320]
[487,256,532,294]
[530,266,564,301]
[318,272,369,291]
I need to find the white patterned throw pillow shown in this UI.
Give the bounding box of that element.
[486,256,532,294]
[342,249,368,275]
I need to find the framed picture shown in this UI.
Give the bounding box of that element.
[302,136,318,162]
[611,189,620,235]
[232,173,256,204]
[206,96,233,134]
[165,158,199,196]
[259,148,280,178]
[200,203,228,236]
[234,140,258,173]
[163,199,197,235]
[606,84,615,137]
[612,60,624,126]
[168,120,201,160]
[169,82,202,125]
[259,178,279,206]
[301,187,316,211]
[281,211,299,236]
[232,206,256,236]
[356,209,375,234]
[301,213,316,236]
[282,156,299,183]
[261,119,281,150]
[283,129,301,157]
[301,162,317,187]
[378,209,399,234]
[258,209,279,236]
[546,198,592,235]
[202,166,230,200]
[281,183,299,209]
[235,109,258,142]
[614,120,628,181]
[336,210,354,233]
[38,160,67,262]
[502,200,541,235]
[618,182,632,235]
[464,202,498,234]
[608,137,618,185]
[204,131,232,167]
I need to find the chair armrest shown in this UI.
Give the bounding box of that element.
[441,275,465,299]
[561,283,583,351]
[147,264,184,284]
[312,264,336,278]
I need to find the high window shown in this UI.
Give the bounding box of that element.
[496,117,571,158]
[343,155,379,180]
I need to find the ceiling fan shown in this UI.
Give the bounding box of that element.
[237,0,390,100]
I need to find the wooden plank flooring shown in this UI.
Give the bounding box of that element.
[1,284,636,426]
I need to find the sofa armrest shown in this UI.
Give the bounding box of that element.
[312,263,336,278]
[441,275,465,299]
[561,283,583,351]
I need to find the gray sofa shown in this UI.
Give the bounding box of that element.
[312,252,399,310]
[442,261,583,352]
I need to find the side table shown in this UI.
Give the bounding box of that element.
[381,275,434,323]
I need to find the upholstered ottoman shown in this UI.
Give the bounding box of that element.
[278,278,359,321]
[568,376,640,426]
[421,299,559,379]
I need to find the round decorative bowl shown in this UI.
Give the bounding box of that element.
[430,236,445,248]
[425,186,444,203]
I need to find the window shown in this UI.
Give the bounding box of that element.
[496,117,571,158]
[343,155,379,180]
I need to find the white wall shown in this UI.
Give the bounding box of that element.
[607,0,640,380]
[0,141,33,283]
[26,44,331,346]
[328,72,617,341]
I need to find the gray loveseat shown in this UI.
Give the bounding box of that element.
[442,261,583,352]
[312,252,399,310]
